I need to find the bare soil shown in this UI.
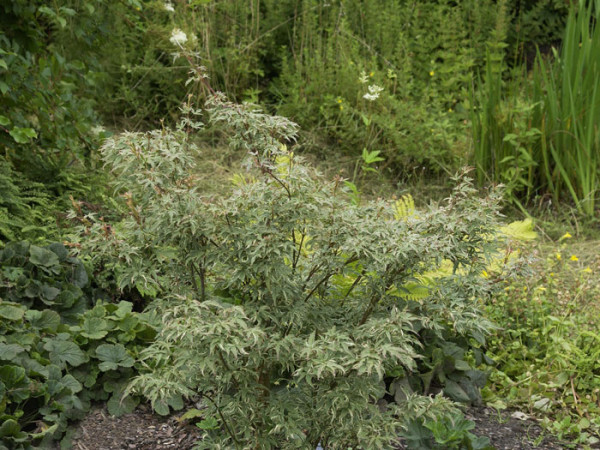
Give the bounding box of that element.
[63,404,577,450]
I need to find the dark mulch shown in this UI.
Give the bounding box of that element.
[65,404,577,450]
[65,404,201,450]
[464,407,570,450]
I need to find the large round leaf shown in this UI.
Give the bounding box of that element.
[25,309,61,332]
[43,338,86,368]
[107,390,139,417]
[71,261,89,288]
[0,418,27,441]
[29,245,59,268]
[80,317,109,340]
[0,365,26,389]
[0,303,24,321]
[0,343,24,361]
[47,243,68,261]
[95,344,134,371]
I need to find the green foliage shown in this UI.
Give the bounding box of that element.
[74,95,508,448]
[0,1,105,180]
[485,236,600,446]
[0,0,572,182]
[0,1,120,246]
[271,0,497,172]
[508,0,570,54]
[0,155,116,247]
[0,160,51,243]
[472,0,600,216]
[91,1,198,125]
[0,241,91,323]
[470,63,539,212]
[403,410,494,450]
[531,0,600,215]
[0,241,156,448]
[393,194,416,221]
[87,0,570,176]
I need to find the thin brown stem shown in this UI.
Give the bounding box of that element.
[302,262,323,290]
[303,271,333,303]
[189,264,199,293]
[358,293,379,326]
[291,228,297,273]
[265,168,291,198]
[202,393,241,449]
[191,262,206,301]
[293,226,306,271]
[340,271,365,307]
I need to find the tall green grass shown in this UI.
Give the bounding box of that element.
[533,0,600,215]
[473,0,600,216]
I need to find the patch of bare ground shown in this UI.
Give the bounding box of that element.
[65,404,574,450]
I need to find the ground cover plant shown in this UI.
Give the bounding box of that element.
[484,234,600,447]
[0,241,156,448]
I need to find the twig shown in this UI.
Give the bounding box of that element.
[202,393,241,449]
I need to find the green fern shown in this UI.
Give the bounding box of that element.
[0,159,54,244]
[389,281,431,302]
[0,160,28,242]
[499,218,537,241]
[393,194,416,221]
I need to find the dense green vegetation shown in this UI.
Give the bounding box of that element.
[0,241,155,447]
[485,236,600,446]
[473,0,600,215]
[1,0,599,448]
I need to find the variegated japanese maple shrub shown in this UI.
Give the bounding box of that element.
[74,94,503,449]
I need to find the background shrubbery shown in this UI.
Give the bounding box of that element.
[1,0,594,209]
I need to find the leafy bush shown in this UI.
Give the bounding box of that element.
[70,94,509,448]
[0,1,120,246]
[0,241,156,448]
[0,1,106,179]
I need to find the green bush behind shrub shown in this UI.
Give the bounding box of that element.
[87,0,572,177]
[472,0,600,216]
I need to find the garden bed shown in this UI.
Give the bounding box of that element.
[66,405,567,450]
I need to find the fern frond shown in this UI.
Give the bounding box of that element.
[393,194,416,221]
[389,281,430,301]
[499,218,537,241]
[0,159,57,243]
[230,173,257,187]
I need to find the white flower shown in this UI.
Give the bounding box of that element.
[363,84,383,101]
[164,2,175,12]
[358,70,369,84]
[90,125,106,136]
[170,28,188,46]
